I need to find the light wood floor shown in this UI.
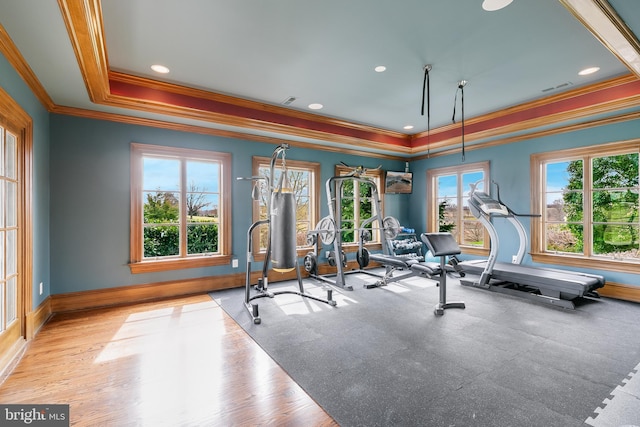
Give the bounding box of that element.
[0,294,338,426]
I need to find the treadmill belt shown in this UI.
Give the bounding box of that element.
[460,260,604,298]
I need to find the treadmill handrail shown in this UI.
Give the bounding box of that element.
[492,181,541,218]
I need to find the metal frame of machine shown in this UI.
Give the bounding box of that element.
[303,164,403,290]
[239,144,335,324]
[457,181,605,309]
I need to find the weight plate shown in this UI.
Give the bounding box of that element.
[356,247,370,268]
[383,216,401,239]
[306,233,317,246]
[303,252,316,273]
[316,216,337,245]
[327,251,336,267]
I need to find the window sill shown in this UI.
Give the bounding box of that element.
[251,243,384,262]
[129,255,232,274]
[460,246,490,257]
[531,252,640,274]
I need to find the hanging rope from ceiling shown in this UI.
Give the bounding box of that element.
[451,80,467,162]
[421,64,432,157]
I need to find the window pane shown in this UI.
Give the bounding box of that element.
[0,231,4,278]
[592,190,637,224]
[289,170,312,238]
[0,282,3,332]
[593,191,639,255]
[6,276,16,324]
[359,199,373,220]
[297,195,310,221]
[461,172,484,245]
[592,153,638,189]
[5,132,15,179]
[144,224,179,257]
[143,157,180,192]
[143,192,180,258]
[187,223,218,254]
[288,170,308,194]
[546,161,584,231]
[462,171,484,195]
[6,229,16,276]
[187,160,220,192]
[186,156,219,256]
[437,198,457,233]
[142,156,181,259]
[0,127,4,177]
[594,224,639,257]
[258,224,269,250]
[0,181,4,228]
[591,153,639,257]
[545,223,583,254]
[296,221,310,247]
[546,192,583,222]
[437,175,457,199]
[462,221,483,246]
[143,191,180,223]
[341,180,354,198]
[461,196,473,219]
[341,198,354,222]
[186,193,218,221]
[341,219,355,244]
[6,181,16,227]
[360,181,373,198]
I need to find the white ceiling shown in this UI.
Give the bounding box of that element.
[0,0,639,156]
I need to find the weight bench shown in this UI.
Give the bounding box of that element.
[411,232,466,315]
[365,253,420,288]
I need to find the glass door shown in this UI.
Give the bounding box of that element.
[0,124,21,355]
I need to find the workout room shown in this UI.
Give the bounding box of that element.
[0,1,639,426]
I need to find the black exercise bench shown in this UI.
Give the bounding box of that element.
[410,232,466,315]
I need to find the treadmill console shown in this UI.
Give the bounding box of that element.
[471,191,509,216]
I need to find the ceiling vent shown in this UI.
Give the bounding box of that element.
[542,82,573,93]
[282,96,296,105]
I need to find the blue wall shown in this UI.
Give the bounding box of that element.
[49,114,407,294]
[409,119,640,287]
[0,53,50,309]
[3,47,639,301]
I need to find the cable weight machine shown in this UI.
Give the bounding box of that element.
[303,163,402,290]
[238,144,336,324]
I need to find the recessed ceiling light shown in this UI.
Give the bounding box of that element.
[578,66,600,76]
[308,103,323,110]
[374,65,387,73]
[403,125,414,130]
[151,64,170,74]
[482,0,513,11]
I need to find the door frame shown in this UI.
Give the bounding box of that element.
[0,85,33,369]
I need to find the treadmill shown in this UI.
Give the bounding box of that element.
[456,182,604,309]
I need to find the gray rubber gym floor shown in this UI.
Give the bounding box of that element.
[211,270,640,427]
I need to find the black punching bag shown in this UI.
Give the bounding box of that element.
[270,190,297,272]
